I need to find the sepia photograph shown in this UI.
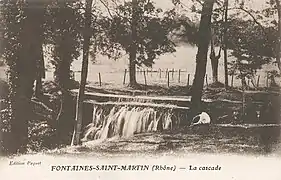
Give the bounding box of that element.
[0,0,280,179]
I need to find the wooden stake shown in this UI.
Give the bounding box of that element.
[187,74,190,86]
[178,69,181,83]
[123,69,127,85]
[266,73,269,88]
[242,88,245,121]
[167,71,170,87]
[159,68,162,78]
[98,72,102,87]
[257,75,260,87]
[231,75,234,87]
[143,70,147,86]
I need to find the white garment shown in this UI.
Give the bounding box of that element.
[191,112,211,126]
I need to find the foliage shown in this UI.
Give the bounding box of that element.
[1,0,49,153]
[170,13,199,45]
[227,18,276,79]
[45,0,83,90]
[262,0,279,21]
[98,0,176,67]
[171,0,225,46]
[1,0,26,132]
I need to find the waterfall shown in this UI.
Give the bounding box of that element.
[82,104,182,142]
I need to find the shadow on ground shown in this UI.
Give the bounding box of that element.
[48,125,281,158]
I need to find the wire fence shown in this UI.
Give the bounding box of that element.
[69,68,281,89]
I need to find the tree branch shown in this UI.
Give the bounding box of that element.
[275,0,281,72]
[194,0,203,6]
[98,0,131,23]
[229,7,269,41]
[98,0,114,18]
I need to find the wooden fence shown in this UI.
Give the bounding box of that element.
[72,68,279,89]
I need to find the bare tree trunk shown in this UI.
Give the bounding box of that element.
[269,74,278,87]
[210,56,219,83]
[223,0,229,89]
[250,76,257,89]
[275,0,281,73]
[190,0,215,119]
[209,29,221,83]
[129,0,138,87]
[241,76,247,88]
[71,0,93,146]
[129,53,137,86]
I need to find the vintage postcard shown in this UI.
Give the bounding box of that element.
[0,0,280,180]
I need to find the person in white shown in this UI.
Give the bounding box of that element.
[190,112,211,126]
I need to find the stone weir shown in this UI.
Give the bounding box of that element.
[70,89,247,130]
[70,89,197,141]
[70,89,192,118]
[70,89,281,142]
[70,89,245,128]
[70,89,218,106]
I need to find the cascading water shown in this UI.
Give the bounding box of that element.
[82,104,183,142]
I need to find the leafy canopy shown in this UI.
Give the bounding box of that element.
[98,0,176,67]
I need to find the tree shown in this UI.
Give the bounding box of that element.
[274,0,281,72]
[209,28,222,83]
[254,0,281,73]
[223,0,229,88]
[190,0,215,118]
[129,0,138,86]
[46,0,82,89]
[172,0,224,84]
[2,0,45,153]
[45,0,83,142]
[98,0,176,87]
[209,5,224,84]
[227,18,275,88]
[171,14,198,45]
[71,0,93,146]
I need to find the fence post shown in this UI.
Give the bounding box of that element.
[257,75,260,88]
[187,74,190,86]
[159,68,161,78]
[167,71,170,87]
[151,69,153,77]
[123,69,127,85]
[242,87,245,120]
[266,73,269,88]
[178,69,181,83]
[205,74,208,87]
[172,68,174,79]
[165,68,168,78]
[98,72,102,87]
[143,70,147,86]
[231,75,234,87]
